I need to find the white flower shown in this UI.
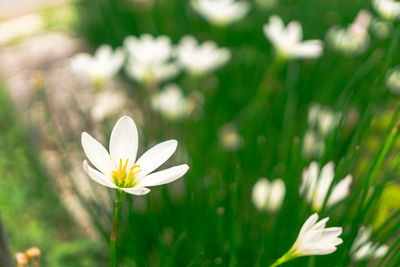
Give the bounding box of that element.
[263,15,324,60]
[386,66,400,95]
[300,162,352,211]
[251,178,285,212]
[191,0,251,26]
[176,35,231,76]
[307,103,341,137]
[326,10,372,55]
[124,34,180,85]
[81,116,189,195]
[151,84,189,120]
[70,45,124,84]
[318,108,341,137]
[291,213,343,256]
[91,90,126,122]
[373,0,400,21]
[350,225,388,261]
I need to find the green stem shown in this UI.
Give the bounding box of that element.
[269,248,297,267]
[269,256,287,267]
[110,190,126,267]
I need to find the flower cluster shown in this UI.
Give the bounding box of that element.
[71,35,231,89]
[350,225,388,261]
[71,1,397,266]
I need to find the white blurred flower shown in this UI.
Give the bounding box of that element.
[91,90,126,122]
[70,45,124,86]
[124,34,180,86]
[319,108,341,136]
[300,162,352,211]
[151,84,188,120]
[302,130,325,159]
[191,0,251,26]
[176,35,231,76]
[372,0,400,21]
[350,225,388,261]
[219,123,244,151]
[263,15,324,60]
[81,116,189,195]
[326,10,372,56]
[291,214,343,256]
[386,66,400,95]
[251,178,285,212]
[307,103,341,137]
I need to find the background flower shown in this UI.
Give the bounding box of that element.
[124,34,179,86]
[263,15,324,60]
[251,178,285,212]
[300,162,352,211]
[176,35,231,76]
[70,44,124,86]
[191,0,251,26]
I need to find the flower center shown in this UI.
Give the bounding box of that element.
[112,159,141,188]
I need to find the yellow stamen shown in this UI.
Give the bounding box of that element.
[112,159,141,188]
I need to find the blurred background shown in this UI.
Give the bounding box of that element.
[0,0,399,266]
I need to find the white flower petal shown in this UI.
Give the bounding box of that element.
[286,21,303,43]
[312,217,329,231]
[135,140,178,178]
[81,132,113,176]
[121,186,151,195]
[298,213,319,237]
[313,161,335,210]
[327,174,352,207]
[138,164,189,187]
[251,178,270,210]
[109,116,139,167]
[299,244,338,255]
[268,179,286,211]
[291,40,324,59]
[320,228,343,242]
[83,160,116,188]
